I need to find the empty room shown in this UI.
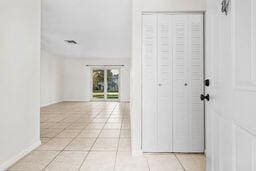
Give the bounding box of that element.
[1,0,256,171]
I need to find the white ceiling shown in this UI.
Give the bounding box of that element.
[42,0,132,58]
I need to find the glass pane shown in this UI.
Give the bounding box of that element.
[107,69,119,100]
[92,70,104,99]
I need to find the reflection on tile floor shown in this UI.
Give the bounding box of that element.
[8,102,205,171]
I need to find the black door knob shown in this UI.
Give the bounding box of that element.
[200,94,210,101]
[204,79,210,87]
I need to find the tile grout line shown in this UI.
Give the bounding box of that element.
[113,105,124,171]
[77,102,119,170]
[145,156,151,171]
[74,102,112,170]
[10,102,129,171]
[42,102,105,171]
[39,104,98,144]
[77,102,119,171]
[10,104,91,170]
[10,104,93,170]
[42,115,97,169]
[40,106,96,146]
[174,153,186,171]
[37,102,203,171]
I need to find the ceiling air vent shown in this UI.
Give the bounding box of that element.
[65,40,77,44]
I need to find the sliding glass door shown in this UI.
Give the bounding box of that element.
[92,68,120,101]
[107,69,119,100]
[92,69,105,100]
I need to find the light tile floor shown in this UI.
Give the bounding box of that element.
[8,102,205,171]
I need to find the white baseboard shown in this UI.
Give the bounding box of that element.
[40,100,63,107]
[50,99,130,103]
[63,100,90,102]
[132,148,143,156]
[62,98,90,102]
[0,140,41,171]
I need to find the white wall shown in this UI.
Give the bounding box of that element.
[0,0,41,170]
[40,55,130,105]
[130,0,206,155]
[63,58,130,102]
[41,50,64,107]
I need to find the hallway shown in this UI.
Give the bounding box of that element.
[9,102,205,171]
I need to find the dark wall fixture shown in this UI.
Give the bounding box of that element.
[65,40,77,44]
[221,0,230,15]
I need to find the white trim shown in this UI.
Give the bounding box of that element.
[104,69,107,100]
[0,140,41,171]
[131,149,143,156]
[251,0,256,85]
[142,11,205,14]
[120,100,130,103]
[40,100,63,107]
[62,99,91,102]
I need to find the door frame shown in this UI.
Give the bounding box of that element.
[90,67,121,102]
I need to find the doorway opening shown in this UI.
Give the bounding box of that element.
[91,68,120,101]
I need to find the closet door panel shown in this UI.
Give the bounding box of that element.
[173,15,190,152]
[173,14,204,152]
[142,14,158,151]
[188,14,204,151]
[157,14,173,151]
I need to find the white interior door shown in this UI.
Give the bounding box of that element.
[142,14,173,152]
[172,15,190,152]
[142,14,158,151]
[157,14,173,152]
[206,0,256,170]
[172,14,204,152]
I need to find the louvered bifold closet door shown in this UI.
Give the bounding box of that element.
[157,14,173,152]
[142,13,204,153]
[188,14,204,152]
[173,14,204,152]
[142,14,158,151]
[142,14,173,152]
[172,15,190,152]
